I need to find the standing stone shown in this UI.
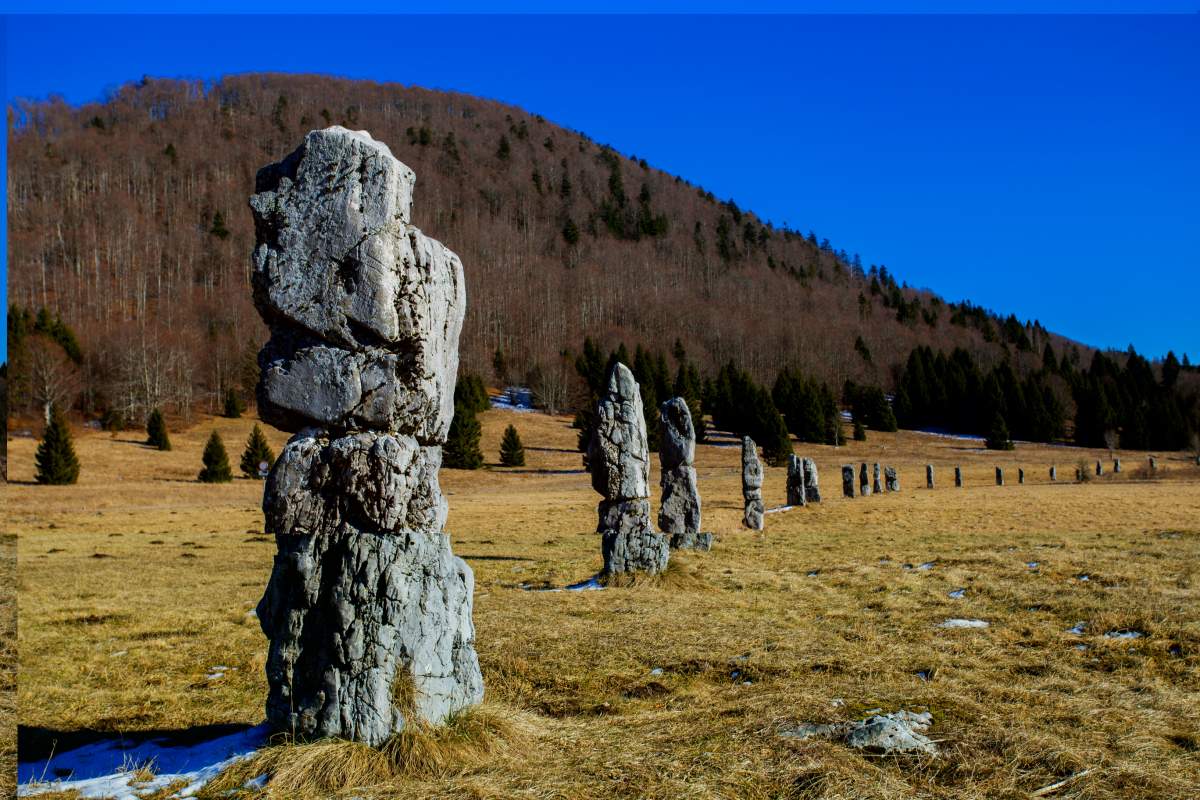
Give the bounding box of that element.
[995,467,1005,486]
[659,397,710,551]
[842,465,856,498]
[885,466,899,492]
[786,455,807,506]
[925,464,934,489]
[252,128,482,746]
[954,466,963,487]
[859,463,872,496]
[1149,456,1157,471]
[590,363,670,573]
[1018,468,1025,484]
[1096,460,1103,476]
[1050,466,1057,481]
[1113,458,1122,474]
[1075,467,1082,481]
[802,457,821,503]
[742,437,765,530]
[872,462,882,494]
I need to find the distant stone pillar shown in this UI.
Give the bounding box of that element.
[1018,468,1025,484]
[995,467,1004,486]
[1049,466,1057,481]
[926,464,934,489]
[872,462,882,494]
[802,457,821,503]
[954,466,963,487]
[842,465,856,498]
[1075,467,1082,481]
[885,466,899,492]
[1096,460,1103,476]
[1113,458,1121,473]
[1148,456,1157,471]
[741,437,764,530]
[786,455,807,506]
[859,463,872,496]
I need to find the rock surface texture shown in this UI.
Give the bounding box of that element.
[742,437,765,530]
[842,465,856,498]
[786,455,807,506]
[252,127,482,747]
[802,457,821,503]
[659,398,711,551]
[590,363,670,573]
[780,710,937,756]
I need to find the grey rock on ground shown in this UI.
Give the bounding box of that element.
[590,363,669,573]
[802,457,821,503]
[926,464,934,489]
[872,462,882,494]
[1148,456,1157,471]
[252,127,481,746]
[779,710,937,755]
[786,455,807,506]
[954,466,963,487]
[1018,468,1025,484]
[842,465,856,498]
[859,463,872,496]
[1096,460,1103,476]
[1114,458,1121,473]
[659,397,710,551]
[1050,465,1057,481]
[885,466,899,492]
[742,437,765,530]
[995,467,1004,486]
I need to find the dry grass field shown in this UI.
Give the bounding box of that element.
[8,409,1200,799]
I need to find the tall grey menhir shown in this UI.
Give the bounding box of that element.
[251,127,483,747]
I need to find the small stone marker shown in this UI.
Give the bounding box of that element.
[872,462,882,494]
[954,466,963,487]
[786,455,807,506]
[859,463,872,496]
[802,457,821,503]
[1096,460,1103,476]
[995,466,1004,486]
[1018,468,1025,484]
[1148,456,1157,471]
[925,464,934,489]
[1049,465,1057,481]
[742,437,765,530]
[1075,467,1082,481]
[885,466,899,492]
[842,465,856,498]
[1113,458,1121,473]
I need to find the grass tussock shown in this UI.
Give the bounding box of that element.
[602,554,713,591]
[199,703,530,799]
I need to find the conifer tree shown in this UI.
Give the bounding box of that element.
[240,424,276,478]
[499,424,525,467]
[985,412,1014,451]
[198,431,233,483]
[853,419,866,441]
[444,403,484,469]
[222,387,244,418]
[146,408,171,451]
[35,406,80,485]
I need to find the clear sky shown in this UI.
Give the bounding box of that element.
[3,8,1199,362]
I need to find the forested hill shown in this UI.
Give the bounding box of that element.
[6,73,1197,450]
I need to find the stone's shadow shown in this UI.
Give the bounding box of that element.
[458,554,534,562]
[500,468,586,475]
[526,446,578,453]
[18,722,263,773]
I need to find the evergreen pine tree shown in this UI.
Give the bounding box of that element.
[985,412,1014,451]
[444,403,484,469]
[853,419,866,441]
[35,406,80,485]
[146,408,171,451]
[198,431,233,483]
[240,424,276,478]
[222,387,244,418]
[499,424,525,467]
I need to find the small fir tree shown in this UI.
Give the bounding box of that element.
[222,387,244,418]
[147,408,172,451]
[240,424,276,478]
[985,412,1015,451]
[444,403,484,469]
[198,431,233,483]
[853,419,867,441]
[35,407,80,485]
[499,424,525,467]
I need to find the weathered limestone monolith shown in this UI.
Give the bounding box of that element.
[1050,466,1057,481]
[1113,458,1122,474]
[925,464,934,489]
[786,455,807,506]
[859,463,872,496]
[842,465,856,498]
[1148,456,1157,471]
[1096,460,1103,476]
[590,363,670,573]
[995,467,1005,486]
[742,437,765,529]
[659,397,711,551]
[872,462,882,494]
[1018,468,1025,484]
[885,466,899,492]
[954,466,963,487]
[252,127,482,746]
[802,457,821,503]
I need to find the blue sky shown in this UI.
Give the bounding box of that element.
[3,9,1199,362]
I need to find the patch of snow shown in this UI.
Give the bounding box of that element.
[948,588,966,599]
[806,570,820,577]
[764,505,795,514]
[1074,644,1089,651]
[918,561,935,570]
[1076,574,1091,582]
[1066,622,1087,635]
[205,672,224,681]
[938,618,989,629]
[18,724,269,799]
[912,428,985,442]
[109,651,127,658]
[649,668,663,676]
[1026,561,1039,569]
[1104,629,1145,639]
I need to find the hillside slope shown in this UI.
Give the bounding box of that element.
[8,73,1079,416]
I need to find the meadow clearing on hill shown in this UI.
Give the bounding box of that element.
[7,409,1200,799]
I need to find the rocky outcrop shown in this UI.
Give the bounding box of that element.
[842,465,855,498]
[786,455,806,506]
[742,437,764,530]
[590,363,670,573]
[885,466,899,492]
[252,127,481,747]
[802,457,821,503]
[659,398,711,551]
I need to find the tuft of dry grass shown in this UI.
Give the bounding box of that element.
[8,411,1200,798]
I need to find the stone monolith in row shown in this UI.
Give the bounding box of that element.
[252,127,482,747]
[802,457,821,502]
[859,463,872,496]
[954,466,963,487]
[872,462,882,494]
[590,363,670,574]
[659,397,711,551]
[925,464,934,489]
[742,437,764,529]
[1050,465,1057,481]
[885,466,899,492]
[786,455,806,506]
[842,465,856,498]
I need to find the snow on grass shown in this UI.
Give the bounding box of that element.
[948,588,966,599]
[18,723,269,799]
[938,618,990,629]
